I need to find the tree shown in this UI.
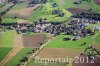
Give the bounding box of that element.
[0,17,2,24]
[23,57,28,63]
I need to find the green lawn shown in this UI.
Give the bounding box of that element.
[27,60,65,66]
[0,31,14,47]
[2,18,19,23]
[46,34,93,49]
[4,48,33,66]
[0,47,12,61]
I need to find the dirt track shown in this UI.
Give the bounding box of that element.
[0,47,22,66]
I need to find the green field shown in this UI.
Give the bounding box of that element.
[28,2,72,22]
[28,0,100,22]
[0,31,14,47]
[0,47,12,61]
[2,18,19,23]
[4,48,33,66]
[46,34,94,49]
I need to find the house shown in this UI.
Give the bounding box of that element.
[94,26,100,30]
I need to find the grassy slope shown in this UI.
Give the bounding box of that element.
[4,48,33,66]
[28,2,72,22]
[0,31,14,47]
[2,18,19,23]
[0,47,12,61]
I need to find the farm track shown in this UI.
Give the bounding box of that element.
[0,47,22,66]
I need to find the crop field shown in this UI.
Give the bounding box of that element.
[0,47,12,61]
[4,4,41,19]
[4,48,33,66]
[0,0,100,66]
[0,31,14,47]
[2,18,19,23]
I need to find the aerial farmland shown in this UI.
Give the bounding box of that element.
[0,0,100,66]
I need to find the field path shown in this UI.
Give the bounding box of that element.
[0,47,22,66]
[14,30,23,47]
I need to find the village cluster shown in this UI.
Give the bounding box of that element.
[0,17,100,41]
